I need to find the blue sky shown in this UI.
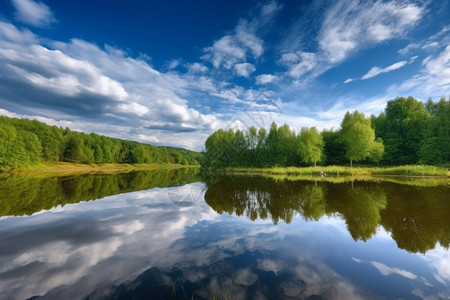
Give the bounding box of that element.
[0,0,449,150]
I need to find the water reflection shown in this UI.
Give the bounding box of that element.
[204,175,450,253]
[0,172,449,299]
[0,167,200,217]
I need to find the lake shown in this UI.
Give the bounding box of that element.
[0,169,449,299]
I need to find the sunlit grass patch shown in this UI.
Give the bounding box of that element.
[220,165,448,177]
[370,165,447,176]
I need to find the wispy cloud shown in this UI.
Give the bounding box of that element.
[362,61,407,80]
[11,0,56,27]
[371,261,418,280]
[398,25,450,56]
[319,0,423,64]
[279,51,317,79]
[276,0,424,83]
[344,60,408,83]
[392,44,450,98]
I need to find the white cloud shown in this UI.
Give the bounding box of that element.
[12,0,56,27]
[187,62,208,73]
[398,43,420,55]
[255,74,277,85]
[422,245,450,285]
[137,134,159,143]
[343,78,354,84]
[0,22,222,150]
[201,1,281,71]
[319,0,423,63]
[234,62,256,77]
[279,51,316,78]
[393,45,450,97]
[118,102,149,117]
[1,44,129,100]
[202,26,262,70]
[371,261,418,280]
[344,60,408,83]
[398,26,450,56]
[0,20,36,44]
[167,59,180,70]
[361,60,407,80]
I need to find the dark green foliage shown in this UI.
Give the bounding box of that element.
[321,130,346,165]
[0,116,201,170]
[372,96,449,165]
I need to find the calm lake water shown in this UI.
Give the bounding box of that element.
[0,169,449,299]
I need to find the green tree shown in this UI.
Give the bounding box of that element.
[298,127,324,167]
[368,138,384,165]
[340,110,381,168]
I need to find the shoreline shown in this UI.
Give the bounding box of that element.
[211,165,450,178]
[1,162,200,175]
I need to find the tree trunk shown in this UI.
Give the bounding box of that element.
[350,157,353,168]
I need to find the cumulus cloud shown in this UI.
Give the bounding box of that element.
[202,23,263,70]
[187,62,208,73]
[255,74,278,85]
[234,62,256,77]
[0,22,223,150]
[202,1,281,70]
[12,0,56,27]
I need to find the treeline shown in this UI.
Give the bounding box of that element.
[0,116,201,171]
[203,96,449,168]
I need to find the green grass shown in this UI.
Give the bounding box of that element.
[2,161,200,175]
[370,165,448,176]
[219,165,449,177]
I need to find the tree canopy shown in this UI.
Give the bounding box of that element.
[298,127,324,167]
[340,110,383,167]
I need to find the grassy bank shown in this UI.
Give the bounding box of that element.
[217,165,449,177]
[2,161,199,175]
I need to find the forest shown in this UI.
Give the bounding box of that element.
[203,96,450,168]
[0,116,202,171]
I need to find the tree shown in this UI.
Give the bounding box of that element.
[368,138,384,165]
[340,110,381,168]
[380,97,428,164]
[321,129,346,165]
[298,127,324,167]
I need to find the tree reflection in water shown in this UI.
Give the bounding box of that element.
[204,175,450,253]
[0,167,200,217]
